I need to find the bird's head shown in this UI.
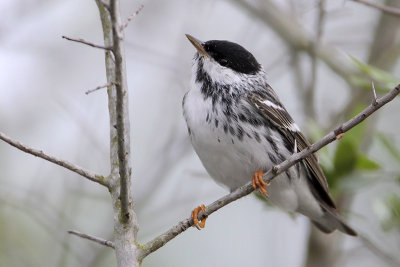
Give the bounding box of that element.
[186,34,262,85]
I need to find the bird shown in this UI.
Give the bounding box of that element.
[182,34,357,236]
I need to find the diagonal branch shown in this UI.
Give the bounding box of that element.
[0,131,109,187]
[138,83,400,260]
[68,230,115,249]
[85,82,115,95]
[122,4,144,30]
[352,0,400,17]
[231,0,368,87]
[62,35,112,51]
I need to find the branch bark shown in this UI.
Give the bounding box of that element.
[352,0,400,17]
[68,230,115,249]
[0,131,109,187]
[138,83,400,260]
[62,35,112,50]
[94,0,139,266]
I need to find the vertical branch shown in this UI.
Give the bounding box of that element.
[305,0,326,121]
[95,0,139,266]
[110,0,132,226]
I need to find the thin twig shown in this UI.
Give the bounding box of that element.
[0,131,109,187]
[305,0,326,120]
[352,0,400,17]
[62,35,112,51]
[85,82,114,95]
[371,81,378,105]
[359,234,400,267]
[68,230,115,249]
[122,4,144,29]
[138,84,400,260]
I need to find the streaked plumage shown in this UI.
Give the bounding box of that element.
[183,35,356,236]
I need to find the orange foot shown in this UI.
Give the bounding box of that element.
[252,170,269,196]
[191,204,208,230]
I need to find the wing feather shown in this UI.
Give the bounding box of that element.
[248,93,336,209]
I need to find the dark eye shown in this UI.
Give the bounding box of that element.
[219,59,229,67]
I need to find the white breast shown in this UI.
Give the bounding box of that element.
[182,57,322,216]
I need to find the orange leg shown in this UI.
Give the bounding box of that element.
[252,170,269,196]
[191,204,207,230]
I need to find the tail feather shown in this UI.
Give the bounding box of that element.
[313,207,358,236]
[312,221,334,234]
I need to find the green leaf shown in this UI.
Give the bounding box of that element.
[349,56,399,89]
[377,133,400,163]
[356,154,380,170]
[333,139,358,178]
[379,194,400,231]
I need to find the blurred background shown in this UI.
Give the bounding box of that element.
[1,0,400,266]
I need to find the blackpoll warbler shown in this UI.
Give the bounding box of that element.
[183,34,356,236]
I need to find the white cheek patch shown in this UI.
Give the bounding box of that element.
[202,57,242,85]
[262,99,284,111]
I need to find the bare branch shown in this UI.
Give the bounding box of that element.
[359,234,400,267]
[306,0,326,120]
[68,230,115,249]
[372,81,378,105]
[95,0,140,265]
[138,83,400,260]
[85,82,115,95]
[0,131,109,187]
[352,0,400,17]
[110,0,132,226]
[62,35,112,51]
[231,0,368,87]
[122,4,144,29]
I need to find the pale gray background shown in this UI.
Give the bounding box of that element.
[1,0,399,266]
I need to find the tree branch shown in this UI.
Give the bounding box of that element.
[122,4,144,30]
[359,234,400,267]
[110,0,133,227]
[0,131,109,187]
[68,230,115,249]
[306,0,326,120]
[62,35,112,51]
[94,0,140,266]
[231,0,371,88]
[85,82,115,95]
[138,83,400,260]
[352,0,400,17]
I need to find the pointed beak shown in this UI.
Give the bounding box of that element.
[186,34,208,56]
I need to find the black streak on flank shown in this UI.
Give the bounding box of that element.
[238,113,248,123]
[223,123,228,134]
[215,119,219,128]
[236,125,244,141]
[267,152,279,165]
[264,134,279,154]
[253,131,261,143]
[229,125,235,136]
[286,171,293,181]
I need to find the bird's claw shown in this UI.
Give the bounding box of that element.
[252,170,269,196]
[191,204,207,230]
